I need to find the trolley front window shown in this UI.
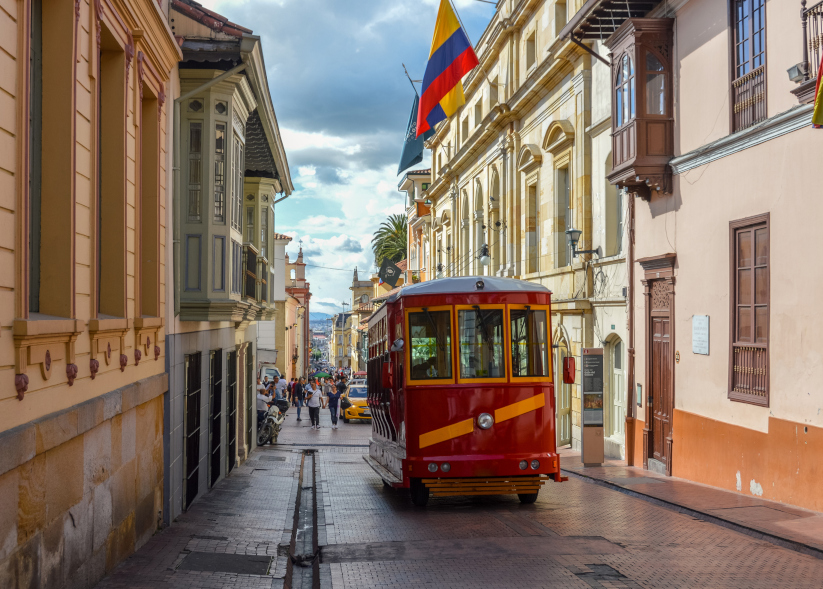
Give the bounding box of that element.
[458,307,505,379]
[409,310,452,380]
[511,308,550,377]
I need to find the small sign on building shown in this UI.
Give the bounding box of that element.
[692,315,709,355]
[581,348,605,466]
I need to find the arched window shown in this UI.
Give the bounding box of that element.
[614,54,635,128]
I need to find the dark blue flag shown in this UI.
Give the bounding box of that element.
[398,94,434,176]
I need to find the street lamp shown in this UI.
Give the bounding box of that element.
[565,229,600,258]
[478,244,491,266]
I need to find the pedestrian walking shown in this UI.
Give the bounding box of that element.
[306,378,323,429]
[327,376,345,429]
[294,377,305,421]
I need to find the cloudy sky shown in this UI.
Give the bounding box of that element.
[194,0,494,315]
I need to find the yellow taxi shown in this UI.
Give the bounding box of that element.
[342,383,370,423]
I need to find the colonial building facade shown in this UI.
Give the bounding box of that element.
[562,0,823,510]
[164,0,293,521]
[419,0,629,455]
[1,0,180,585]
[283,248,311,378]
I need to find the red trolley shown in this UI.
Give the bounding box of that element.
[364,276,566,506]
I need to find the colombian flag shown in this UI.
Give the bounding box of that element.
[416,0,479,137]
[813,51,823,128]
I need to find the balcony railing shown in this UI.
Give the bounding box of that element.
[732,65,766,133]
[802,0,823,82]
[731,345,768,405]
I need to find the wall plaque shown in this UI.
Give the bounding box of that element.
[692,315,709,355]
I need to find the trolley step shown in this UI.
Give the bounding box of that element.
[363,455,402,485]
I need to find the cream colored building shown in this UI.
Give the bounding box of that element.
[331,312,353,369]
[420,0,628,454]
[0,0,180,585]
[561,0,823,511]
[164,0,293,523]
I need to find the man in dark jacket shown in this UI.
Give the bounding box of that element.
[293,377,305,421]
[327,376,346,429]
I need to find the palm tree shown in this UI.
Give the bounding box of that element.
[371,214,407,266]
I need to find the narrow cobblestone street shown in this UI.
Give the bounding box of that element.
[90,410,823,589]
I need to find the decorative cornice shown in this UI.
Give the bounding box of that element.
[670,105,814,175]
[125,32,135,76]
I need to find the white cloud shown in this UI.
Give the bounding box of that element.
[282,128,361,156]
[298,165,316,176]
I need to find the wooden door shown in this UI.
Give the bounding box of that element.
[651,316,671,465]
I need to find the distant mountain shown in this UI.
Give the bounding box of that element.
[309,312,334,321]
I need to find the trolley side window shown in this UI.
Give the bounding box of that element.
[458,307,505,379]
[408,310,452,380]
[510,308,550,377]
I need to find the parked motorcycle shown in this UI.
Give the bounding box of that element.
[257,398,290,446]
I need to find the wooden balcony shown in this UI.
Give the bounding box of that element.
[794,1,823,103]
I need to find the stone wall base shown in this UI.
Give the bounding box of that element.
[0,373,168,589]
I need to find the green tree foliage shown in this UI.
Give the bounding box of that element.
[371,214,407,266]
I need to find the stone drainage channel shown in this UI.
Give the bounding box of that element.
[285,449,321,589]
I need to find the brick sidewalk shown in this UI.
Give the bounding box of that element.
[92,446,300,589]
[558,447,823,559]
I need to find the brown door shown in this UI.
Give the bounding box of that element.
[650,316,671,466]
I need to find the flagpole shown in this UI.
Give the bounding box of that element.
[402,63,420,96]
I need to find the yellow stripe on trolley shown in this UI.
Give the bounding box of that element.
[419,418,474,449]
[494,394,545,423]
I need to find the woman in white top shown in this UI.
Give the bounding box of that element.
[305,379,324,429]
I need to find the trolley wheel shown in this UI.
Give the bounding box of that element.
[410,479,430,507]
[518,491,539,504]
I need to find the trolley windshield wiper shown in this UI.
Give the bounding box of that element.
[423,308,445,353]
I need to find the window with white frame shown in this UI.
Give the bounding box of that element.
[214,123,226,223]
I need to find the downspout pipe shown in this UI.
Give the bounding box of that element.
[626,190,636,466]
[173,62,247,316]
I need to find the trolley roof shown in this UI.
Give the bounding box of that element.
[386,276,551,302]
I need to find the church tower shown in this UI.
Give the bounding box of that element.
[350,267,372,308]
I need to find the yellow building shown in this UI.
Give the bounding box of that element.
[0,0,180,584]
[421,0,628,454]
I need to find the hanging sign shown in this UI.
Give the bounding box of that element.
[582,348,604,426]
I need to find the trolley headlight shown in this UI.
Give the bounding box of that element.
[477,413,494,430]
[427,463,438,473]
[531,460,540,470]
[440,462,451,473]
[519,460,528,470]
